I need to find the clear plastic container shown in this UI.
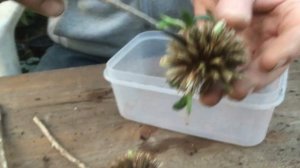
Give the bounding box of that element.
[104,31,288,146]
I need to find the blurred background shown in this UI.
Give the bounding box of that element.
[16,10,52,73]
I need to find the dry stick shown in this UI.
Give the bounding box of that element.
[100,0,187,45]
[0,109,8,168]
[33,116,90,168]
[101,0,158,26]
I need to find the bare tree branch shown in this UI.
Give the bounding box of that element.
[33,116,89,168]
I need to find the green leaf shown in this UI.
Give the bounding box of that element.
[173,93,194,115]
[19,10,37,26]
[186,93,193,115]
[156,21,169,30]
[156,15,186,30]
[181,11,195,27]
[173,95,188,111]
[212,20,226,36]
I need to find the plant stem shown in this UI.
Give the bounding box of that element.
[100,0,188,45]
[101,0,158,26]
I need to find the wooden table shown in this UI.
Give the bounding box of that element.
[0,62,299,168]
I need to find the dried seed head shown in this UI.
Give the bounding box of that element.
[161,20,247,96]
[110,151,162,168]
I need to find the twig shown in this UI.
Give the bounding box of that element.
[101,0,158,26]
[33,116,89,168]
[100,0,187,45]
[0,108,8,168]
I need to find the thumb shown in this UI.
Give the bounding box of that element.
[260,26,300,71]
[216,0,255,30]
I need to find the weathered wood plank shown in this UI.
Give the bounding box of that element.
[0,62,298,168]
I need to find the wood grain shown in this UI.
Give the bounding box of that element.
[0,62,299,168]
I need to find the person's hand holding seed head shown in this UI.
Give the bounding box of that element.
[194,0,300,106]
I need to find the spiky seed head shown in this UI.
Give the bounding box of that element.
[110,151,162,168]
[161,20,247,96]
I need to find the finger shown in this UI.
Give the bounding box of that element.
[193,0,217,16]
[254,64,288,91]
[229,65,287,99]
[193,0,218,27]
[229,56,258,100]
[253,0,285,13]
[228,78,255,100]
[229,58,288,100]
[259,26,300,71]
[199,84,224,106]
[18,0,64,16]
[215,0,255,30]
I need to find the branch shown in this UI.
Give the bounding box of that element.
[33,116,89,168]
[101,0,158,26]
[100,0,187,45]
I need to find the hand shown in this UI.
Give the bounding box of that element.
[193,0,300,106]
[17,0,64,16]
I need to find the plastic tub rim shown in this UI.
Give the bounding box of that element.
[104,68,287,110]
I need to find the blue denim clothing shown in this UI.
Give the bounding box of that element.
[37,0,193,71]
[34,43,108,71]
[48,0,193,57]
